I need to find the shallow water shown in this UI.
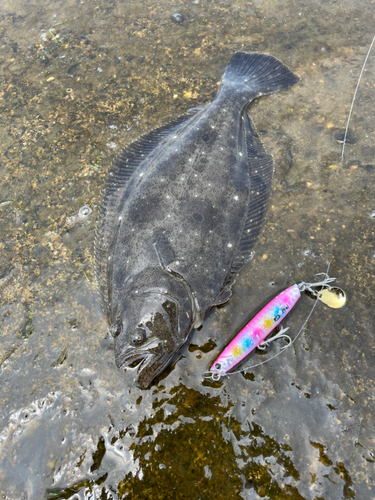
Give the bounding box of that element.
[0,0,374,499]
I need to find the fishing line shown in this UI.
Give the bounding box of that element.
[341,35,375,161]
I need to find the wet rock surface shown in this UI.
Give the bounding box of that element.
[0,0,374,499]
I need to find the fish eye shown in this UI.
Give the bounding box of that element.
[131,328,146,345]
[109,324,122,338]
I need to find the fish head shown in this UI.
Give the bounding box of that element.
[111,291,185,388]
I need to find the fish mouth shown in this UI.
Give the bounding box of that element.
[115,341,180,389]
[115,349,149,369]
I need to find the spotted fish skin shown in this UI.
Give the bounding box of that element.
[95,52,299,388]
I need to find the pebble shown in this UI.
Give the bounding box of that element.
[335,129,356,145]
[79,205,92,218]
[170,13,184,24]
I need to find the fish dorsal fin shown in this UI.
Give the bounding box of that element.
[219,111,274,294]
[104,106,206,196]
[95,107,205,318]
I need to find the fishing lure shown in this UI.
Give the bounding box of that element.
[204,273,346,381]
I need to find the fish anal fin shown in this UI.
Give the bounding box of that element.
[221,112,274,291]
[212,287,232,307]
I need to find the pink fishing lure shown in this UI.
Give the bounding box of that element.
[210,284,301,377]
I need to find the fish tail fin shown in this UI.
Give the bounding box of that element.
[223,52,299,96]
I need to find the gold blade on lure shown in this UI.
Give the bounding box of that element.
[318,287,347,309]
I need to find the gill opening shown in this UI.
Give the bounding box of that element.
[153,243,202,329]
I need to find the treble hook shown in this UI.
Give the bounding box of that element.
[257,327,291,350]
[298,273,336,296]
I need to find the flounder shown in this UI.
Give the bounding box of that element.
[95,52,299,388]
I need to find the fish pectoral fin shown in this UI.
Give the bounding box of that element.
[153,242,202,331]
[212,287,232,306]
